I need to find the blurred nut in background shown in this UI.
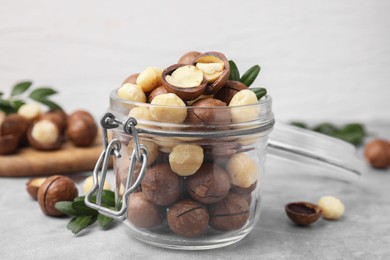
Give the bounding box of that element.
[37,175,78,217]
[40,110,68,133]
[17,103,42,122]
[67,110,98,147]
[26,177,47,200]
[27,119,62,150]
[364,139,390,169]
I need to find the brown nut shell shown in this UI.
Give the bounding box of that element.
[193,52,230,95]
[364,139,390,169]
[177,51,201,65]
[141,163,181,206]
[161,64,208,101]
[148,85,168,103]
[122,73,140,85]
[208,193,249,231]
[0,134,20,155]
[127,192,164,228]
[285,202,322,226]
[40,110,68,133]
[167,199,209,237]
[185,98,231,128]
[67,110,98,147]
[187,163,230,204]
[0,114,30,144]
[38,175,78,217]
[214,80,248,104]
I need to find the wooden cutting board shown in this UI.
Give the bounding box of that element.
[0,138,107,177]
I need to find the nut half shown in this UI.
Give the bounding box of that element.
[285,202,322,226]
[162,64,207,101]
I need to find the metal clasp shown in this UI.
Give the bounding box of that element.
[85,112,148,220]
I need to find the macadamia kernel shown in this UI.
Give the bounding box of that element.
[150,93,187,123]
[128,107,153,121]
[31,120,59,145]
[165,65,203,88]
[117,83,146,103]
[317,196,345,220]
[229,89,259,123]
[196,62,224,83]
[227,153,258,188]
[83,176,111,194]
[18,103,42,121]
[136,67,162,92]
[169,144,204,176]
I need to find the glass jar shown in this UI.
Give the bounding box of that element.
[85,89,363,250]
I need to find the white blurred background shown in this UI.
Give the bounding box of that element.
[0,0,389,123]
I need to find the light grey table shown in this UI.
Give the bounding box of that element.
[1,124,390,260]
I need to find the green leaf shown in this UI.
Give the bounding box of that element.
[229,60,240,81]
[11,81,32,96]
[250,88,267,100]
[31,97,63,111]
[11,99,25,111]
[55,201,80,216]
[240,65,261,87]
[67,216,92,234]
[0,91,3,97]
[0,99,17,114]
[29,87,57,99]
[72,200,98,216]
[97,214,114,229]
[313,123,338,136]
[290,122,308,129]
[101,190,116,207]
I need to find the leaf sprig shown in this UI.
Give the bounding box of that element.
[0,81,63,114]
[229,60,267,100]
[55,190,116,234]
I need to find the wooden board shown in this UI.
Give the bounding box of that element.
[0,138,106,177]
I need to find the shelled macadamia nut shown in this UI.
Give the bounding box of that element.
[149,93,187,123]
[167,199,209,237]
[28,119,62,150]
[317,196,345,220]
[136,67,162,93]
[17,103,42,121]
[169,144,204,176]
[229,89,260,123]
[40,110,68,133]
[117,83,147,103]
[226,153,258,188]
[162,64,207,101]
[83,175,111,194]
[128,106,154,121]
[127,192,164,228]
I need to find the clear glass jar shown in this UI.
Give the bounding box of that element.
[85,89,363,250]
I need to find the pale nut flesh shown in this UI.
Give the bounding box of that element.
[83,175,111,194]
[229,89,260,123]
[18,103,42,121]
[31,120,59,145]
[136,67,162,93]
[128,107,154,121]
[317,196,345,220]
[117,83,147,103]
[227,153,258,188]
[169,144,204,176]
[165,65,204,88]
[149,93,187,123]
[196,62,224,83]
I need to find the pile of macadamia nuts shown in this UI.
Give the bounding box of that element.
[0,105,98,155]
[113,51,270,238]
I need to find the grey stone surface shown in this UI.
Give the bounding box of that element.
[1,125,389,259]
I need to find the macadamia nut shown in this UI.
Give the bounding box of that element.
[317,196,345,220]
[196,62,224,83]
[227,153,258,188]
[18,103,42,121]
[128,107,153,121]
[229,89,259,123]
[150,93,187,123]
[31,120,59,145]
[165,65,203,88]
[169,144,204,176]
[127,139,158,166]
[136,67,162,92]
[117,83,146,103]
[83,175,111,194]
